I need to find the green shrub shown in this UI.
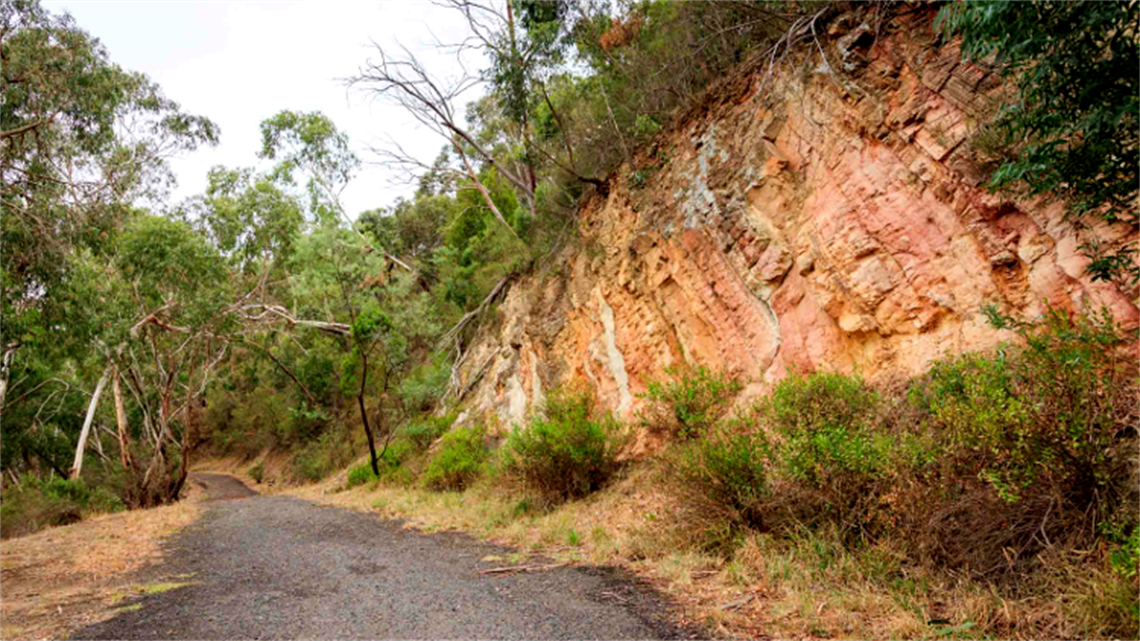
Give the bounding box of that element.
[0,475,123,539]
[41,476,92,504]
[346,462,378,488]
[914,306,1135,504]
[248,462,265,484]
[675,422,771,532]
[422,424,488,491]
[403,414,456,451]
[752,371,892,537]
[1106,523,1140,581]
[378,439,415,470]
[638,366,743,439]
[763,371,887,485]
[398,356,451,413]
[87,486,125,514]
[501,390,628,503]
[290,424,358,483]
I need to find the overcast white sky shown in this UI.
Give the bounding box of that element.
[43,1,482,217]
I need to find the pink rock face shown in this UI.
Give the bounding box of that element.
[454,9,1138,435]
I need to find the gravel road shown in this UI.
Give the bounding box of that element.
[72,473,695,640]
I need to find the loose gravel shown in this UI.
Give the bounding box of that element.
[72,474,696,640]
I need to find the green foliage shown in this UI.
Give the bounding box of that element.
[1101,520,1140,583]
[937,0,1138,284]
[914,306,1134,504]
[290,425,359,483]
[675,422,771,532]
[422,424,488,491]
[501,390,628,503]
[762,372,887,488]
[398,356,451,413]
[2,0,218,351]
[248,462,265,484]
[346,462,378,489]
[403,414,457,452]
[0,474,124,539]
[638,366,743,439]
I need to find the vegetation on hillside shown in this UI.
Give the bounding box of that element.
[1,0,1137,636]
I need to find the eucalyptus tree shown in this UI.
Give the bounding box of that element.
[938,0,1139,286]
[60,215,234,505]
[0,0,217,481]
[262,225,439,476]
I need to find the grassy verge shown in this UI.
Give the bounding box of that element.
[288,309,1138,640]
[0,484,203,640]
[291,453,1135,639]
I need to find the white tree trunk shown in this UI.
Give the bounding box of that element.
[71,366,111,479]
[112,369,134,470]
[0,345,16,415]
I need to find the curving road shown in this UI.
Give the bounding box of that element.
[72,473,694,640]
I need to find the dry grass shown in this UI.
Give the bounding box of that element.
[288,456,1137,640]
[0,484,203,640]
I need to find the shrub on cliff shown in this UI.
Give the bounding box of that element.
[903,306,1139,572]
[501,390,628,504]
[403,414,457,452]
[638,366,743,439]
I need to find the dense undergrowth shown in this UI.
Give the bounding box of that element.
[307,308,1138,640]
[0,475,124,539]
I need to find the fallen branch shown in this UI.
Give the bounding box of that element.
[478,562,568,576]
[718,595,755,611]
[440,274,512,345]
[237,304,351,336]
[456,353,495,402]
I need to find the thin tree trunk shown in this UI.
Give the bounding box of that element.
[169,382,197,501]
[112,368,134,471]
[598,82,631,167]
[358,352,380,476]
[71,366,111,479]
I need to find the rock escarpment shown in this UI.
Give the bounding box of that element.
[454,8,1138,444]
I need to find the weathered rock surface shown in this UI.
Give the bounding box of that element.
[455,8,1138,441]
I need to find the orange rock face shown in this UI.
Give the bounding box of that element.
[455,9,1138,433]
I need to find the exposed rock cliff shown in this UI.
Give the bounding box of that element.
[454,7,1138,443]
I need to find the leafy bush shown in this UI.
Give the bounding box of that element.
[638,366,743,439]
[378,439,415,471]
[346,462,378,489]
[403,414,456,451]
[675,421,771,532]
[248,462,264,484]
[899,307,1139,573]
[914,307,1135,505]
[501,390,628,503]
[0,475,124,539]
[762,371,888,488]
[422,424,488,491]
[1105,523,1140,582]
[398,356,451,413]
[291,424,358,482]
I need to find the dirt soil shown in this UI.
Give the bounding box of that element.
[71,474,699,640]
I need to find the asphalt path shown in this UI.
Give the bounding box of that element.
[72,473,695,640]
